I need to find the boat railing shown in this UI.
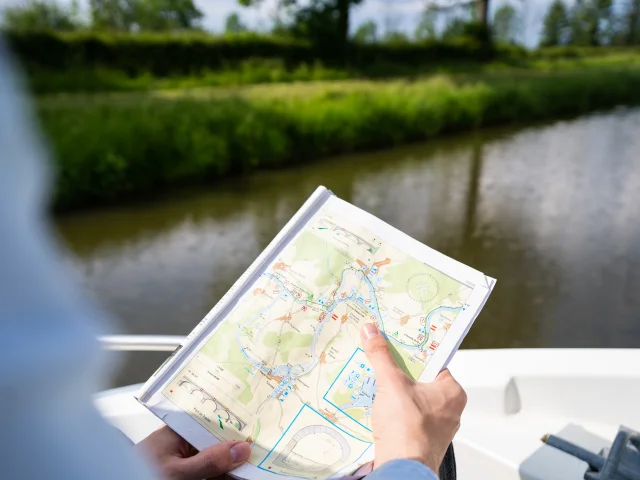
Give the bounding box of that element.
[98,335,183,352]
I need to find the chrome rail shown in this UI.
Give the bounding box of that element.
[98,335,184,352]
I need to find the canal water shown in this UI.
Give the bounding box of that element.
[55,107,640,386]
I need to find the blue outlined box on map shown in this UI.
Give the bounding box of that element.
[322,348,375,432]
[257,404,371,479]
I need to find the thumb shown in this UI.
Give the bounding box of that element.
[360,323,405,385]
[179,441,251,479]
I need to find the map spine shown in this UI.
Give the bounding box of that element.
[136,186,334,404]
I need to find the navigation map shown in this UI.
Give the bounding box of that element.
[162,212,473,479]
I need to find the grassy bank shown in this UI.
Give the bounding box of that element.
[40,67,640,210]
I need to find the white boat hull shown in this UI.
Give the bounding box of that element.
[95,349,640,479]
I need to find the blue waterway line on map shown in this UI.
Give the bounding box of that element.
[235,269,462,393]
[395,305,463,351]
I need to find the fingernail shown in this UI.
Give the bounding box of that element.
[361,323,379,340]
[230,442,251,463]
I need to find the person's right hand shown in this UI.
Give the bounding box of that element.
[360,322,467,474]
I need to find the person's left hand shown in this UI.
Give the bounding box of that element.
[136,426,251,480]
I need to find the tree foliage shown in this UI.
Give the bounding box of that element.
[442,17,468,40]
[225,12,247,34]
[353,20,377,43]
[2,0,81,31]
[622,0,640,44]
[239,0,362,47]
[493,4,518,44]
[568,0,613,45]
[541,0,569,46]
[89,0,203,32]
[415,6,438,41]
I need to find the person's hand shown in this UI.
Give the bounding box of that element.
[360,323,467,474]
[136,426,251,480]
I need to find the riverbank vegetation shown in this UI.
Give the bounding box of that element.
[6,0,640,210]
[5,0,640,95]
[41,66,640,210]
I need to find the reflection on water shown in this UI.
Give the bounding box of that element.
[55,108,640,386]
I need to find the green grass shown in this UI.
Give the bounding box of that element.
[39,65,640,211]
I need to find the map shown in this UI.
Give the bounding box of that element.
[162,212,473,479]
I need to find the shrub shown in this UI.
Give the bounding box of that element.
[38,68,640,210]
[7,30,497,77]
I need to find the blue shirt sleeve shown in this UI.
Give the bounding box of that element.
[365,459,438,480]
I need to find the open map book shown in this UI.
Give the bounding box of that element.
[137,186,495,480]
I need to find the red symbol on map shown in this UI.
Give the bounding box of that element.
[341,292,346,299]
[429,341,440,351]
[296,292,301,298]
[430,324,437,331]
[332,314,338,321]
[301,305,307,311]
[417,334,424,341]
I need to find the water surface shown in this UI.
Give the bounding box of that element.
[55,108,640,386]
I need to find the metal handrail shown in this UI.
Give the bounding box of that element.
[98,335,184,352]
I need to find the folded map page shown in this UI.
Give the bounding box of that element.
[139,188,495,480]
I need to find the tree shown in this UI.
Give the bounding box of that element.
[383,30,410,43]
[225,12,247,34]
[90,0,202,31]
[567,0,612,45]
[239,0,363,47]
[476,0,489,27]
[540,0,569,46]
[442,17,468,40]
[2,0,81,31]
[353,20,377,43]
[415,6,438,41]
[149,0,202,30]
[423,0,491,41]
[622,0,640,44]
[90,0,137,31]
[492,4,518,43]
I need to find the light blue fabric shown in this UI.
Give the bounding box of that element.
[366,459,438,480]
[0,41,159,480]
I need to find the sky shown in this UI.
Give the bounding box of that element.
[0,0,553,47]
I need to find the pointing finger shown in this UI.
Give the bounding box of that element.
[360,323,406,386]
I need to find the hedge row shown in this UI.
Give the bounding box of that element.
[8,31,495,76]
[38,68,640,210]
